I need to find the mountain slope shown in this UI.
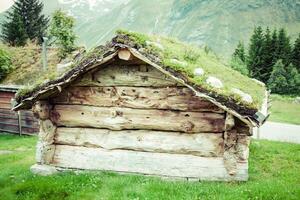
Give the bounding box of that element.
[2,0,300,58]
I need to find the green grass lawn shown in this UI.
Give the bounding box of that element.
[269,95,300,125]
[0,134,299,200]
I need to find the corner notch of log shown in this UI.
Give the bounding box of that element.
[118,49,133,61]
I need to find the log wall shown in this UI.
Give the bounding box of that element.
[32,62,250,181]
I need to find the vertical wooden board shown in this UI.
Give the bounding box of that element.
[74,64,181,87]
[52,145,248,181]
[55,128,224,157]
[52,86,223,112]
[52,105,225,133]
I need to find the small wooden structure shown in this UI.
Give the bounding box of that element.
[0,85,38,135]
[13,32,268,181]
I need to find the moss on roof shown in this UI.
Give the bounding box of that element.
[15,30,266,114]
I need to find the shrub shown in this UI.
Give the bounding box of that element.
[0,48,12,81]
[230,56,249,76]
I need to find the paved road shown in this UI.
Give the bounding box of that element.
[252,121,300,144]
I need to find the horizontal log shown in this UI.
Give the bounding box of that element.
[53,86,222,112]
[52,105,225,133]
[55,128,224,157]
[52,145,248,181]
[75,64,182,87]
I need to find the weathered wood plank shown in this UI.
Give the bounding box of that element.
[55,128,224,157]
[52,86,223,112]
[52,105,225,133]
[52,145,248,181]
[75,64,182,87]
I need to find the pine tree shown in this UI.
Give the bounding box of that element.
[233,41,246,63]
[1,0,49,45]
[261,27,274,83]
[292,34,300,71]
[1,10,28,46]
[247,26,264,80]
[285,63,300,94]
[271,29,279,65]
[267,60,289,94]
[277,28,292,65]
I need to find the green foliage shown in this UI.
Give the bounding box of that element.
[230,56,249,76]
[1,11,28,46]
[1,0,49,46]
[285,63,300,94]
[0,48,12,81]
[1,135,300,200]
[277,28,292,66]
[268,60,289,94]
[247,26,264,80]
[232,41,246,63]
[260,27,276,83]
[50,10,76,59]
[292,34,300,71]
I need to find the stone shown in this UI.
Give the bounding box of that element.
[206,76,223,88]
[194,68,204,76]
[231,88,253,103]
[30,164,58,176]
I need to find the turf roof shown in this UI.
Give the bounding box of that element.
[14,30,267,125]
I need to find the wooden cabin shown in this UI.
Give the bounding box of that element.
[0,85,38,135]
[13,31,269,181]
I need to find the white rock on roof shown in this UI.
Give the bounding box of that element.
[206,76,223,89]
[231,88,253,103]
[146,41,164,50]
[170,59,187,66]
[194,68,204,76]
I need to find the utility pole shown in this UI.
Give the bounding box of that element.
[42,37,48,71]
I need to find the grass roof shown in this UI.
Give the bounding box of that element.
[14,30,266,114]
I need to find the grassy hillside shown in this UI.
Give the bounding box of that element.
[0,134,299,200]
[269,95,300,125]
[36,0,300,58]
[0,42,60,86]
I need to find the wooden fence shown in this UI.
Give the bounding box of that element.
[0,85,39,135]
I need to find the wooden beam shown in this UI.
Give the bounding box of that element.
[75,64,181,87]
[52,145,248,181]
[55,128,224,157]
[52,86,223,113]
[118,49,133,60]
[52,105,225,133]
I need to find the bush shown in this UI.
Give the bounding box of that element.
[230,56,249,76]
[0,48,12,81]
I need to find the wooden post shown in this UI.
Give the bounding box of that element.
[17,111,22,136]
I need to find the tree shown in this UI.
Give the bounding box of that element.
[1,0,49,45]
[50,10,76,59]
[1,10,28,46]
[285,63,300,94]
[233,41,246,63]
[277,28,292,65]
[271,29,279,65]
[292,34,300,71]
[247,26,264,80]
[0,48,12,81]
[260,27,274,83]
[267,60,289,94]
